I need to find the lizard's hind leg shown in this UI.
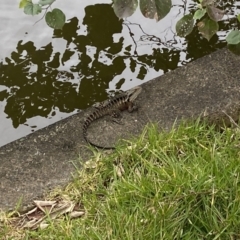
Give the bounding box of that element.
[110,110,124,125]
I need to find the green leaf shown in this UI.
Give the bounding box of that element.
[154,0,172,21]
[38,0,55,6]
[140,0,172,21]
[226,30,240,45]
[45,8,66,29]
[206,6,224,22]
[197,17,218,41]
[176,14,194,37]
[193,9,206,20]
[24,2,42,15]
[19,0,29,8]
[228,42,240,55]
[112,0,138,18]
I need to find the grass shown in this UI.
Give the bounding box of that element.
[1,120,240,239]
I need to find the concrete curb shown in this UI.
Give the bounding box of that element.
[1,48,240,210]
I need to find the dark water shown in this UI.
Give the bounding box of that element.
[0,0,238,146]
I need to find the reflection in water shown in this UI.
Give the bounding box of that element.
[0,4,179,129]
[0,1,237,146]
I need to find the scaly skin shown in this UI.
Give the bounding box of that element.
[83,86,142,149]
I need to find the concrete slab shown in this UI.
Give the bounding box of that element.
[1,48,240,211]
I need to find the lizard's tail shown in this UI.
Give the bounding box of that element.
[82,115,115,150]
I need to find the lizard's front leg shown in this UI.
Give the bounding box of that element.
[127,102,138,113]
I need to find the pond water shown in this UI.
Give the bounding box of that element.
[0,0,238,147]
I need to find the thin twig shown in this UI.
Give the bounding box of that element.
[222,110,240,129]
[34,1,55,26]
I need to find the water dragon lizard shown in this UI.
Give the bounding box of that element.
[83,86,142,149]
